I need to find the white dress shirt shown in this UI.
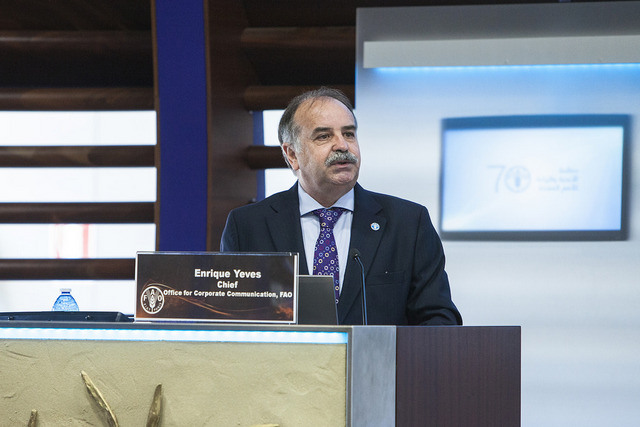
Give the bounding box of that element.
[298,185,354,295]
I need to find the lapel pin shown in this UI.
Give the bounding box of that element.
[370,222,380,231]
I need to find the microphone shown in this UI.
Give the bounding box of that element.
[350,248,368,325]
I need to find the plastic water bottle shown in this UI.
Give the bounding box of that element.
[52,288,79,311]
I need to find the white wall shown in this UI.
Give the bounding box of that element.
[357,3,640,426]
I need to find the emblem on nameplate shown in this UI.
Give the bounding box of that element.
[141,285,165,314]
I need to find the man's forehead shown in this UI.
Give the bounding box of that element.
[295,97,355,127]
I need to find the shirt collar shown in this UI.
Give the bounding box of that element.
[298,184,355,216]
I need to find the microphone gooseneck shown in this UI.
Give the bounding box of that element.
[350,248,368,325]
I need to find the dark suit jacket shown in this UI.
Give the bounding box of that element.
[220,183,462,326]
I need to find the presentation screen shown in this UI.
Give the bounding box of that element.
[439,115,630,240]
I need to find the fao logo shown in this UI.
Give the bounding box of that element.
[504,166,531,193]
[141,285,164,314]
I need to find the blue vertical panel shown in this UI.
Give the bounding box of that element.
[253,111,265,201]
[155,0,208,250]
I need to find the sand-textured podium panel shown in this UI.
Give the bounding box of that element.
[1,335,347,426]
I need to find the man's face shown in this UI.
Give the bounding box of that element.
[283,97,360,204]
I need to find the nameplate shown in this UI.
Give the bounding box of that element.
[135,252,298,324]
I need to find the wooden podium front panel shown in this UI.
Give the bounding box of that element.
[396,326,521,427]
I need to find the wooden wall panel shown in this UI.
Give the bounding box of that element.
[0,0,153,282]
[0,259,135,280]
[205,0,259,250]
[0,87,153,110]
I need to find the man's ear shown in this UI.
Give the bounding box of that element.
[282,143,299,171]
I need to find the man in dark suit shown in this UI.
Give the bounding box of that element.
[221,87,461,326]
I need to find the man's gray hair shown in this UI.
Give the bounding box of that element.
[277,87,356,166]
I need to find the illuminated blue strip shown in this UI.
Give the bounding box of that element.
[372,63,640,73]
[0,328,348,344]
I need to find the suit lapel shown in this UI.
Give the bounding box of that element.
[266,184,310,274]
[338,185,386,323]
[264,183,385,322]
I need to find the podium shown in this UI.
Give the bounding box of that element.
[0,322,519,426]
[396,326,520,426]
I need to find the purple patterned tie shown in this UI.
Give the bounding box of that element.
[312,208,346,303]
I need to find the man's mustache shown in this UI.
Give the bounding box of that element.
[325,150,359,166]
